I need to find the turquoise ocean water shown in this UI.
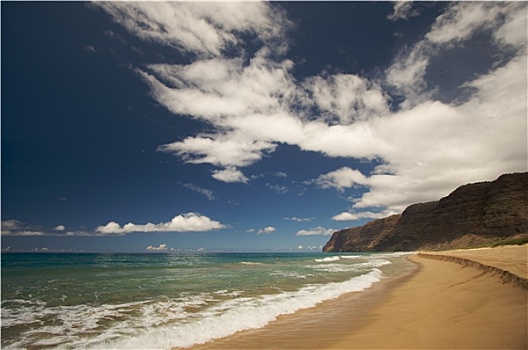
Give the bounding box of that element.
[1,252,412,349]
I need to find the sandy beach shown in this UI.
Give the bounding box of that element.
[188,245,527,350]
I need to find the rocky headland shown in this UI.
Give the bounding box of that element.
[323,172,528,252]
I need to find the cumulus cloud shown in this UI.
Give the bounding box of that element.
[54,225,66,231]
[158,133,277,169]
[303,74,390,124]
[315,167,370,191]
[99,2,527,222]
[257,226,276,235]
[146,243,168,251]
[295,227,335,236]
[212,167,249,184]
[96,213,226,234]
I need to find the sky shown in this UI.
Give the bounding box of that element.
[2,1,527,253]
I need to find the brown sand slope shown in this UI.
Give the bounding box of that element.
[421,244,527,280]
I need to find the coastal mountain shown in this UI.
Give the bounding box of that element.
[323,172,528,252]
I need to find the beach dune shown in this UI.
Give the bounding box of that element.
[188,245,527,350]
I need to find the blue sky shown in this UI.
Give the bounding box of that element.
[2,2,526,253]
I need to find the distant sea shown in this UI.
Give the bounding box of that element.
[1,252,412,349]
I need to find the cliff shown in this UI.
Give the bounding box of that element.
[323,172,528,252]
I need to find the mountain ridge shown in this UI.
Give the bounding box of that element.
[323,172,528,252]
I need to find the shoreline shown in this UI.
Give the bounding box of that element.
[185,245,527,350]
[186,259,419,350]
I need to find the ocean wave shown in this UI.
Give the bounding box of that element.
[1,253,404,350]
[86,269,384,350]
[1,296,212,350]
[314,256,340,262]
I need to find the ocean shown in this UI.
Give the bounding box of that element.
[1,252,413,349]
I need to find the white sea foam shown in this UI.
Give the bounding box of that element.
[271,270,311,279]
[355,259,392,269]
[1,297,209,350]
[375,252,414,258]
[314,256,340,262]
[309,263,357,273]
[81,269,384,350]
[239,261,265,265]
[213,289,244,297]
[340,255,365,259]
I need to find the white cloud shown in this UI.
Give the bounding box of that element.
[295,227,335,236]
[316,2,526,217]
[303,74,390,124]
[2,219,23,231]
[83,45,96,53]
[100,2,527,223]
[284,216,314,222]
[257,226,276,235]
[494,3,528,48]
[212,167,249,184]
[332,209,398,222]
[159,132,277,169]
[266,183,289,194]
[387,1,420,21]
[141,55,296,122]
[96,213,226,234]
[425,2,503,45]
[0,220,101,237]
[386,2,526,108]
[183,183,215,201]
[96,2,290,58]
[146,243,168,251]
[385,42,431,106]
[1,220,45,236]
[316,76,526,214]
[315,167,370,191]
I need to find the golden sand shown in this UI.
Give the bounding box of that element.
[422,244,527,279]
[187,245,527,350]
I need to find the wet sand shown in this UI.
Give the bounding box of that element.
[187,245,527,350]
